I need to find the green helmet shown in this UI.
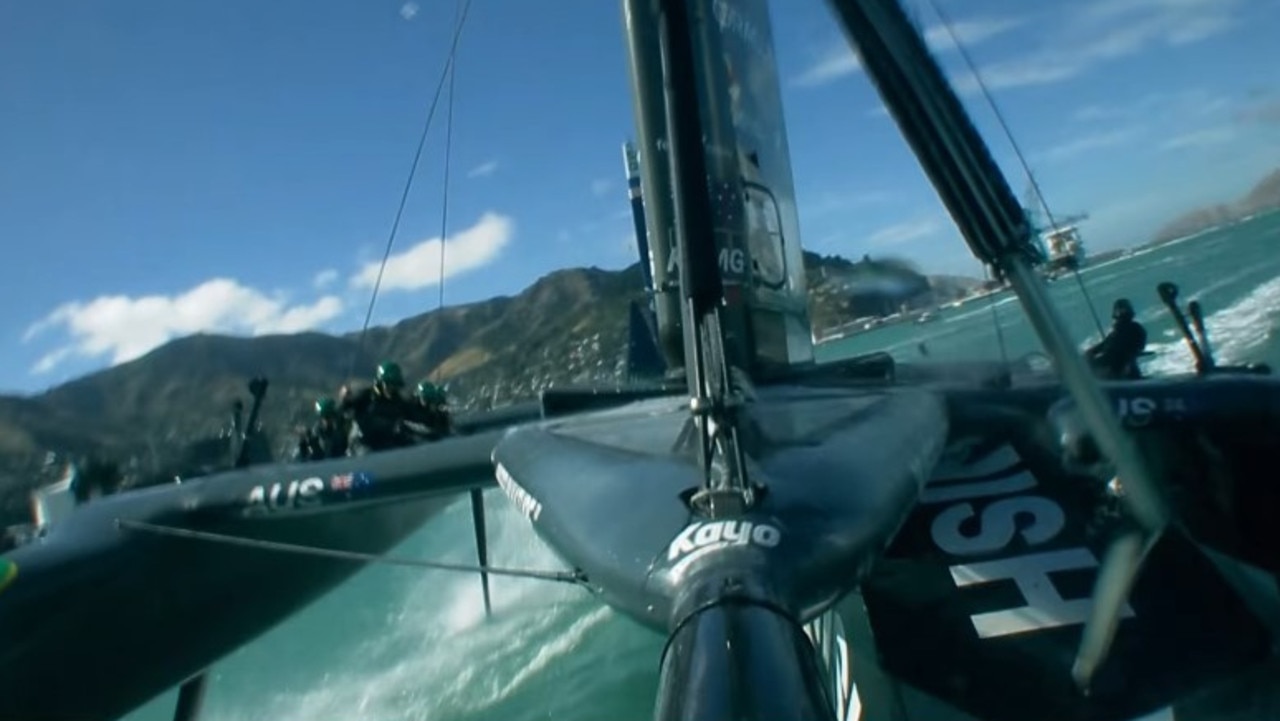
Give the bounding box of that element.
[376,361,405,388]
[315,397,337,417]
[416,380,447,404]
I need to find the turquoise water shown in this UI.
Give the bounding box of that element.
[124,214,1280,721]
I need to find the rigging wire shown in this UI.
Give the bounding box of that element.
[431,0,461,385]
[117,518,590,587]
[346,0,475,381]
[924,0,1106,339]
[987,288,1011,368]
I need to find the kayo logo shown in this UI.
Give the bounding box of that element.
[667,520,781,562]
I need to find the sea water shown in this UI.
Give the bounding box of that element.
[124,212,1280,721]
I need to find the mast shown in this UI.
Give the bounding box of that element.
[621,0,686,370]
[654,0,753,512]
[622,0,816,383]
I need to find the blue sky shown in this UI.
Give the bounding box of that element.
[2,0,1279,392]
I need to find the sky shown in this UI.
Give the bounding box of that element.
[2,0,1279,392]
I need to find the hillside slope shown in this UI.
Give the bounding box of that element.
[0,253,978,527]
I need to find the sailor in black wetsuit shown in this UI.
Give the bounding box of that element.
[408,380,455,440]
[1086,298,1148,380]
[341,362,420,455]
[294,397,348,461]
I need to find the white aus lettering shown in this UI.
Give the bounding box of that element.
[951,548,1135,639]
[245,477,324,515]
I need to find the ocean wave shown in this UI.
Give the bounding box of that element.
[203,491,604,721]
[1143,275,1280,376]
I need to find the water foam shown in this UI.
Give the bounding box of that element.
[205,491,612,721]
[1143,275,1280,376]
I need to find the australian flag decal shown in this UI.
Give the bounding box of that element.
[330,471,374,494]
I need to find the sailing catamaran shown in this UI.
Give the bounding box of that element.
[3,1,1280,720]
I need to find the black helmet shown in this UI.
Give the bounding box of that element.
[1113,298,1134,321]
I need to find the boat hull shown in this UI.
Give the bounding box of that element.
[0,434,504,721]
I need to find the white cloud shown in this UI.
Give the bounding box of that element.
[793,15,1024,87]
[590,178,615,198]
[1074,89,1234,124]
[312,268,339,289]
[466,160,499,179]
[952,0,1241,95]
[24,281,344,373]
[793,49,861,88]
[801,188,896,221]
[1160,125,1236,151]
[921,17,1028,53]
[399,2,419,21]
[866,217,943,247]
[1034,127,1138,163]
[350,211,513,292]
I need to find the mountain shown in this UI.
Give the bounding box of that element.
[0,253,978,529]
[1149,168,1280,245]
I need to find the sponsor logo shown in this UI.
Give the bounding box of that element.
[0,558,17,595]
[712,0,770,59]
[719,247,747,275]
[1116,396,1157,427]
[667,519,781,562]
[495,463,542,522]
[1115,395,1187,428]
[924,442,1135,639]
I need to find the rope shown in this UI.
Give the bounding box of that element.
[346,0,476,381]
[116,518,588,587]
[925,0,1105,338]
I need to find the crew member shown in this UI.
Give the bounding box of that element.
[410,380,455,440]
[1086,298,1147,380]
[294,397,348,461]
[340,361,417,454]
